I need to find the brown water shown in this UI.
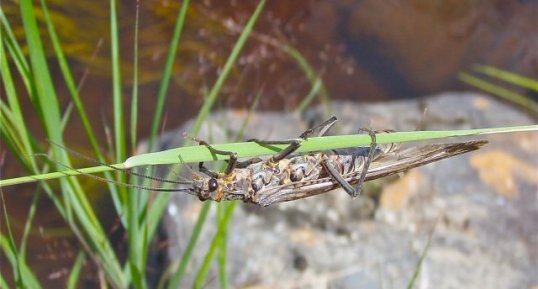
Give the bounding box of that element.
[1,0,536,287]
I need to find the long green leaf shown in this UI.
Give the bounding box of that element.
[460,72,538,115]
[1,125,536,187]
[130,0,141,151]
[124,1,145,288]
[19,190,40,259]
[110,0,125,163]
[147,0,190,152]
[193,202,236,289]
[473,65,538,92]
[125,125,538,167]
[0,8,31,86]
[1,193,25,288]
[109,0,130,237]
[217,203,230,289]
[66,251,85,289]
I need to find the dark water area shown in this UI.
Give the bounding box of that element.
[1,0,536,287]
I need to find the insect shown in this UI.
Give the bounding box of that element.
[46,117,487,207]
[180,117,486,206]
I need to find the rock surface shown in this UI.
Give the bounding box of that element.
[153,92,537,289]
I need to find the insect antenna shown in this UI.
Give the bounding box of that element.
[48,140,191,185]
[31,153,196,195]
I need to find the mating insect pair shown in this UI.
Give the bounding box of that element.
[47,117,487,207]
[153,116,486,206]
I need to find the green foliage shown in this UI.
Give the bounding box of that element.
[1,0,268,288]
[460,65,538,115]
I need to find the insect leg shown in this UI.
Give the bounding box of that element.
[350,128,377,197]
[249,116,338,162]
[321,128,377,198]
[321,159,356,195]
[194,139,238,176]
[235,157,263,168]
[247,139,302,162]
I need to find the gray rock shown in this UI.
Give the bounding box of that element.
[152,92,537,289]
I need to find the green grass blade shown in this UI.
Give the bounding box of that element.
[287,49,329,111]
[285,46,331,116]
[130,0,141,151]
[189,0,266,135]
[109,0,130,237]
[0,45,31,154]
[0,164,122,187]
[138,3,190,274]
[217,204,230,289]
[473,65,538,92]
[110,0,125,163]
[460,72,538,115]
[66,251,85,289]
[296,76,322,112]
[193,202,237,289]
[147,0,190,152]
[406,221,437,289]
[125,2,145,288]
[124,125,538,168]
[1,194,25,288]
[128,197,144,289]
[109,0,131,263]
[0,108,24,158]
[1,192,42,289]
[1,125,537,187]
[20,0,63,147]
[18,190,41,259]
[0,275,9,289]
[0,8,31,84]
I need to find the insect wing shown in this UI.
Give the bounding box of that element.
[253,140,487,206]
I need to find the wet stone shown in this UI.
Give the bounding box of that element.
[149,92,537,289]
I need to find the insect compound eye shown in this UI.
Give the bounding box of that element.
[208,178,218,192]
